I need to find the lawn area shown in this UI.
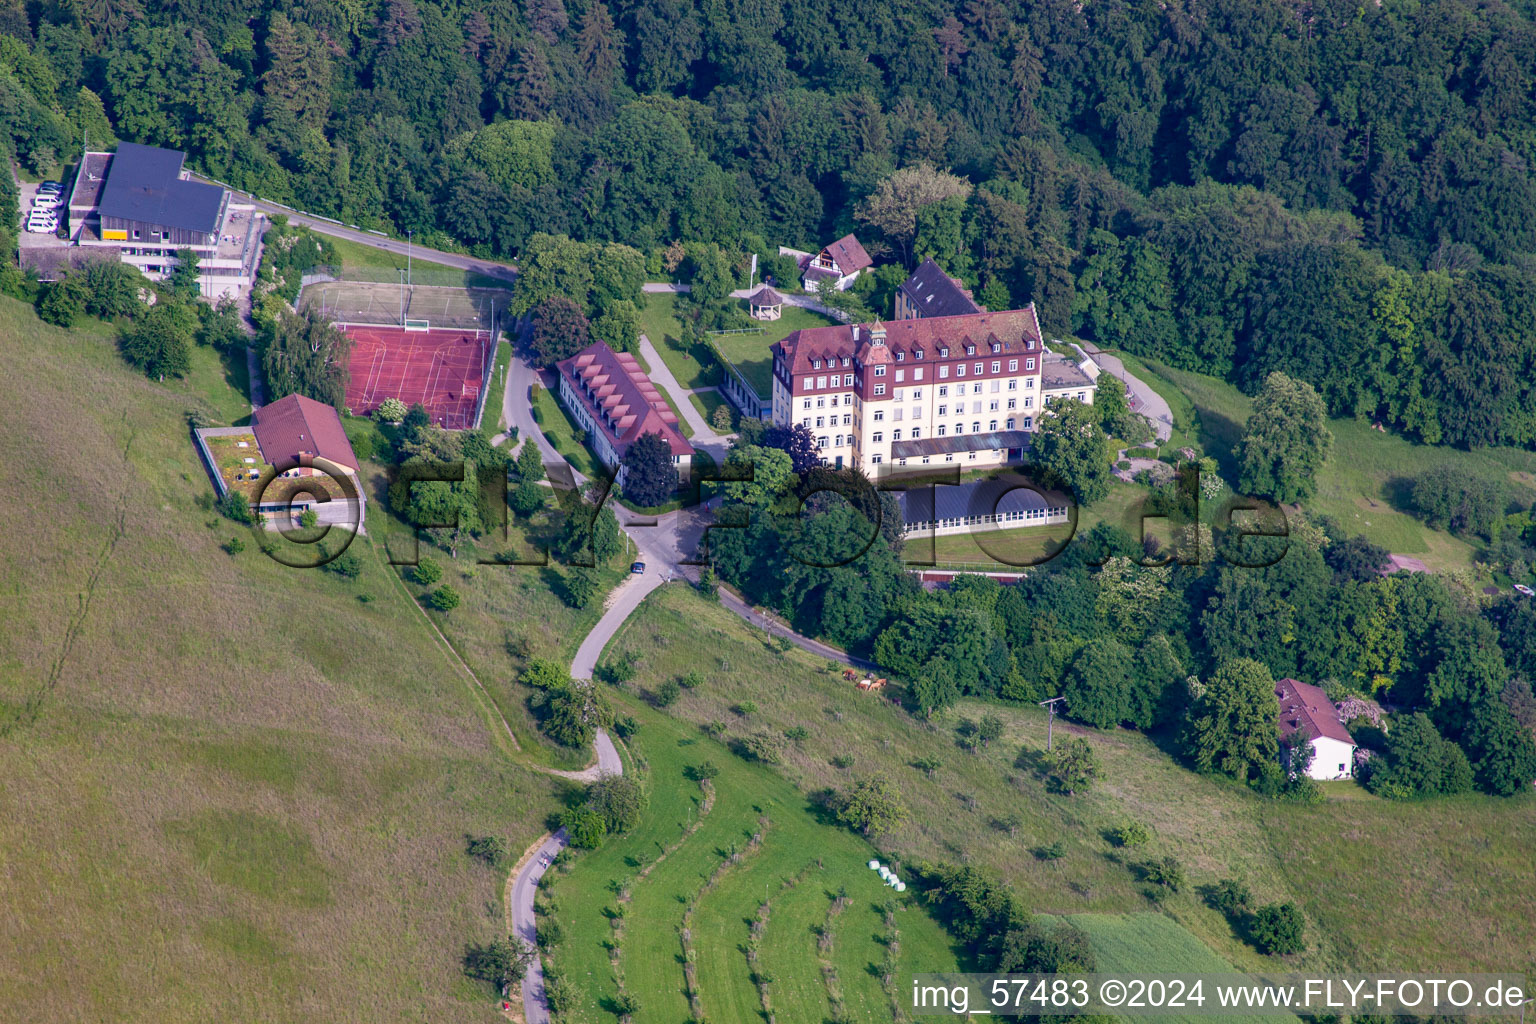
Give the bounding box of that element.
[595,584,1536,982]
[712,301,837,400]
[1057,914,1297,1024]
[914,482,1147,570]
[637,293,715,391]
[637,293,836,401]
[0,295,561,1022]
[481,339,512,432]
[1142,359,1536,572]
[530,382,601,479]
[688,387,730,430]
[322,233,514,290]
[546,690,963,1024]
[176,339,252,425]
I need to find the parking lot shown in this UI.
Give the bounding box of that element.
[18,179,69,251]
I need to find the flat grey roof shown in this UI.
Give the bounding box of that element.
[1042,353,1093,390]
[99,142,225,234]
[895,474,1067,525]
[890,429,1032,460]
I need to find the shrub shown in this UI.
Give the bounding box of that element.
[1206,877,1253,917]
[375,397,408,422]
[429,585,461,611]
[654,678,682,707]
[1250,902,1305,955]
[323,550,363,577]
[217,491,255,524]
[298,508,318,530]
[1033,841,1065,861]
[412,558,443,586]
[466,835,507,868]
[830,754,854,770]
[1138,856,1185,892]
[1109,821,1151,847]
[222,536,245,555]
[559,807,607,849]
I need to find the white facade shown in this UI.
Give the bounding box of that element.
[1306,736,1357,781]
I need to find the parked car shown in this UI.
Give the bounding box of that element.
[32,194,64,210]
[26,215,58,234]
[630,561,646,574]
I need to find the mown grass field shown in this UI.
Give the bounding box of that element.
[547,693,962,1024]
[1140,359,1536,574]
[637,293,836,401]
[0,296,560,1022]
[1056,914,1297,1024]
[596,585,1536,985]
[322,233,514,291]
[712,301,836,399]
[530,382,601,479]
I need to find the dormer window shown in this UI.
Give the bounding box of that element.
[965,344,975,356]
[894,351,904,362]
[915,348,925,359]
[991,342,1001,353]
[812,359,821,370]
[939,347,949,357]
[842,357,851,368]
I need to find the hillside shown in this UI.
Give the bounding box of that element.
[0,296,559,1023]
[598,585,1536,985]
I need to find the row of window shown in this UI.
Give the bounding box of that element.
[812,416,1037,451]
[799,358,1038,392]
[903,506,1068,531]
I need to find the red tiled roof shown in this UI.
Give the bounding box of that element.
[252,393,358,471]
[1275,678,1354,745]
[557,342,692,457]
[772,306,1045,377]
[822,233,872,274]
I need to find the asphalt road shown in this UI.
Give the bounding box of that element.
[188,174,520,285]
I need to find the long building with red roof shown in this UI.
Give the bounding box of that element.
[556,341,694,481]
[770,306,1060,472]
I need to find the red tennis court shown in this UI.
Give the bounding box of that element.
[340,323,494,430]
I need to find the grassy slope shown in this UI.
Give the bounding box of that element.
[1057,914,1296,1024]
[548,694,961,1024]
[0,297,563,1022]
[713,302,836,399]
[596,585,1536,983]
[1128,357,1536,574]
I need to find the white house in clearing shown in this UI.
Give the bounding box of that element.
[1275,678,1357,780]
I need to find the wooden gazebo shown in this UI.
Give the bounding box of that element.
[747,284,784,321]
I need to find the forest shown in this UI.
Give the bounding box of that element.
[4,0,1536,444]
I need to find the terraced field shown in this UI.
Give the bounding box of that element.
[547,700,963,1024]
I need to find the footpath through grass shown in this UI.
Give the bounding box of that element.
[546,691,962,1024]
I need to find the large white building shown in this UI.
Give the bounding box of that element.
[66,143,263,300]
[769,306,1096,473]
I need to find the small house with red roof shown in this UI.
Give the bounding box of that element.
[193,393,365,525]
[1275,678,1357,780]
[556,341,694,482]
[798,233,873,293]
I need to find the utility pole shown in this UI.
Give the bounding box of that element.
[407,229,412,288]
[1038,696,1066,752]
[398,269,405,326]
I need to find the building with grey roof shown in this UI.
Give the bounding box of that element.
[66,143,264,300]
[894,473,1072,537]
[895,258,982,320]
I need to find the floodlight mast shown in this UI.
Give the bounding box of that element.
[1038,696,1066,752]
